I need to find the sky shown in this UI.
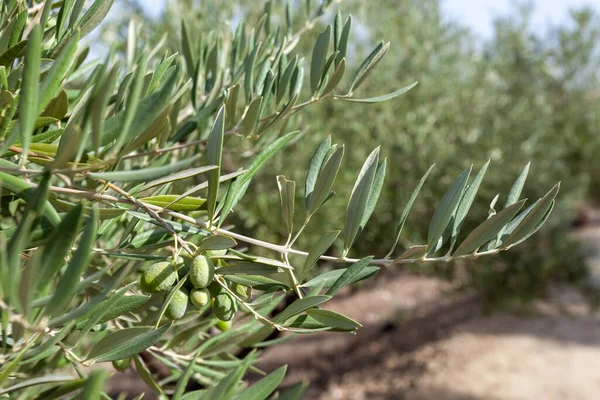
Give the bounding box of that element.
[141,0,599,37]
[442,0,599,38]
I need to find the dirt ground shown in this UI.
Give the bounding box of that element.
[256,223,600,400]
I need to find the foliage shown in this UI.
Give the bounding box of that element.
[0,0,562,398]
[213,0,599,301]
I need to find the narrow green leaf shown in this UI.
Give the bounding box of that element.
[341,81,418,103]
[36,379,87,400]
[172,350,201,400]
[50,125,80,170]
[0,375,75,396]
[91,64,118,153]
[112,52,148,155]
[300,230,340,281]
[277,55,298,105]
[77,0,115,38]
[454,200,526,256]
[207,105,225,224]
[218,131,298,226]
[139,195,206,211]
[240,97,263,137]
[335,16,352,67]
[275,381,308,400]
[355,158,386,244]
[310,25,331,94]
[275,295,331,323]
[89,155,200,182]
[505,162,530,208]
[133,355,164,394]
[69,0,87,30]
[219,264,280,276]
[101,65,178,147]
[308,145,344,215]
[301,266,379,288]
[394,245,429,262]
[135,165,218,193]
[203,355,252,400]
[277,175,295,236]
[7,11,27,50]
[76,285,131,345]
[198,235,237,251]
[326,256,373,296]
[160,169,245,210]
[121,108,171,155]
[38,204,84,291]
[387,164,434,258]
[0,169,60,224]
[87,324,170,362]
[234,365,287,400]
[349,41,389,93]
[46,208,98,316]
[39,31,79,113]
[512,200,555,246]
[343,147,380,254]
[448,160,490,252]
[427,167,471,251]
[42,90,69,120]
[244,43,260,101]
[82,295,149,327]
[305,136,332,210]
[23,322,75,361]
[0,40,27,67]
[501,183,560,249]
[321,58,346,96]
[180,19,196,78]
[306,309,362,331]
[19,26,42,162]
[79,370,108,400]
[334,12,343,51]
[226,275,289,291]
[226,83,240,122]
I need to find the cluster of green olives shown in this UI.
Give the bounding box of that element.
[139,250,249,325]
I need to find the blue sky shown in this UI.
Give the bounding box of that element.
[443,0,598,37]
[141,0,598,37]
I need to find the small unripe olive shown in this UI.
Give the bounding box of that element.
[213,292,235,321]
[231,283,249,301]
[216,320,232,332]
[140,262,176,293]
[189,255,215,289]
[112,357,131,373]
[204,249,227,258]
[165,288,189,320]
[190,288,210,308]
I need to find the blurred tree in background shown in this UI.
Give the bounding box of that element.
[113,0,600,304]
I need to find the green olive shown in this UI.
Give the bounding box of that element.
[189,255,215,289]
[190,288,210,308]
[231,282,249,301]
[112,357,131,373]
[140,262,176,293]
[213,292,236,321]
[216,320,232,332]
[165,288,189,320]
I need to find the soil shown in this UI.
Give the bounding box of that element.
[255,221,600,400]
